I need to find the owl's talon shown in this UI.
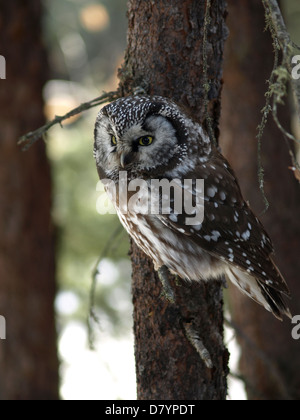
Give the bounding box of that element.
[158,266,176,303]
[183,322,213,369]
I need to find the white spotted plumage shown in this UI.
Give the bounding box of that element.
[94,95,291,320]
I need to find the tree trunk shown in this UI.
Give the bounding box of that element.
[119,0,229,400]
[0,1,59,399]
[220,0,300,400]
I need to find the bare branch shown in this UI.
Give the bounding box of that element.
[18,90,120,150]
[87,224,124,350]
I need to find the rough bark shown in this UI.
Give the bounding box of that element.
[0,1,59,399]
[119,0,229,400]
[220,0,300,400]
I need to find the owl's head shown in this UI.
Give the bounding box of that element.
[94,95,210,179]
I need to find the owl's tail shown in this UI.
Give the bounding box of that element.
[226,266,292,321]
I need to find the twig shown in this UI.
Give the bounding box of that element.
[256,0,300,210]
[256,39,280,212]
[87,223,124,350]
[18,90,120,151]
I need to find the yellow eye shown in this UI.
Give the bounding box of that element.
[111,135,117,146]
[138,136,153,146]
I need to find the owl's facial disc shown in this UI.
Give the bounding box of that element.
[94,97,185,178]
[122,115,178,172]
[110,124,155,169]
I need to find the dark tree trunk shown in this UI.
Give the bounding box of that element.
[220,0,300,400]
[0,1,59,399]
[119,0,229,400]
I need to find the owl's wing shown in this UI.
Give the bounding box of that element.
[157,152,290,298]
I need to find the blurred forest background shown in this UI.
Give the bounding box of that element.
[43,0,135,399]
[1,0,300,400]
[44,0,129,328]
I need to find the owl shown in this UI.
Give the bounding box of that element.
[93,95,291,321]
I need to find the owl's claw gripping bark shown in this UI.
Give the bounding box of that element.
[183,322,213,369]
[158,265,176,303]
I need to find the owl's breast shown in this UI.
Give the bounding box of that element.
[117,209,225,281]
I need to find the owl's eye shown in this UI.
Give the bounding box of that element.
[111,135,117,146]
[138,136,153,146]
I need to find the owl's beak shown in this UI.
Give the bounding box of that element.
[120,152,134,168]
